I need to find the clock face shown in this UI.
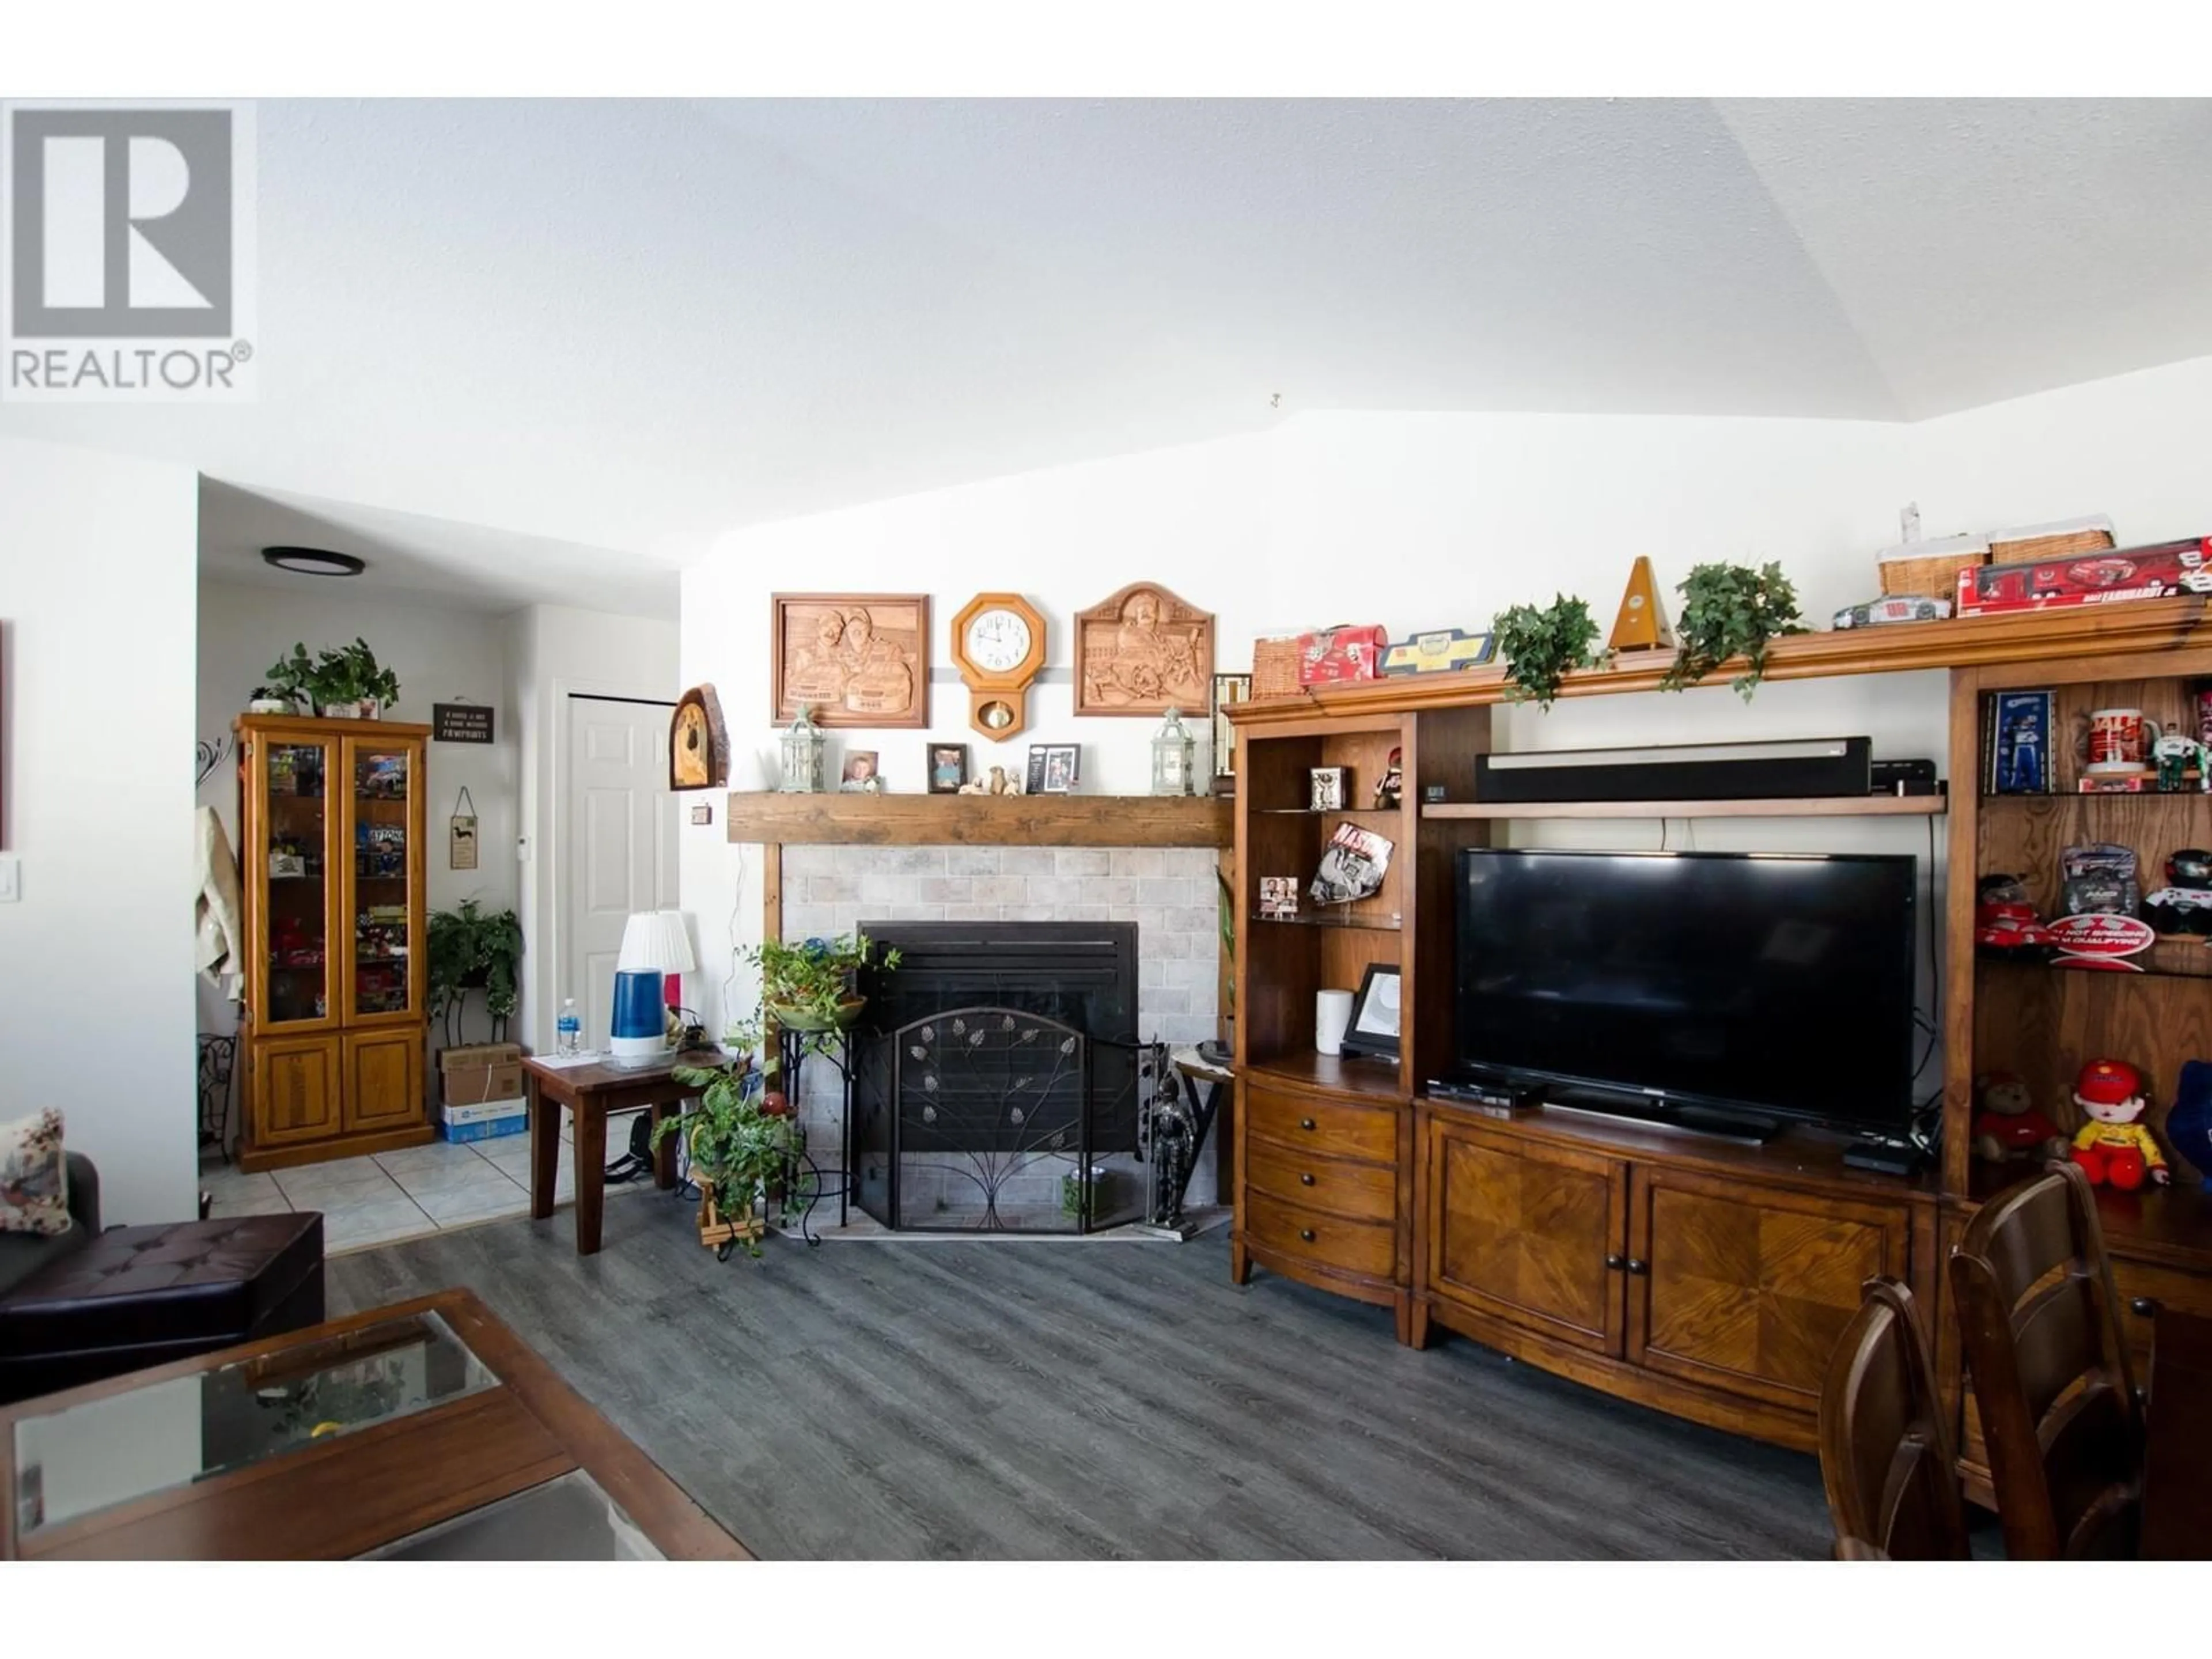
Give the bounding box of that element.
[963,608,1032,676]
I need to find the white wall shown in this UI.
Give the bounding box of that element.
[195,579,522,1047]
[0,438,199,1225]
[680,353,2212,1055]
[506,604,680,1051]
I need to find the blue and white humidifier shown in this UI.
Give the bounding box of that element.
[610,911,695,1066]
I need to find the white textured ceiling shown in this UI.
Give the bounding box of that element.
[7,97,2210,612]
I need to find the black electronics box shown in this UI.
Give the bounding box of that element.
[1474,736,1872,803]
[1871,758,1940,796]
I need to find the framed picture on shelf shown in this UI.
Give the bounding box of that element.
[1339,964,1402,1061]
[1028,743,1081,794]
[1211,672,1251,781]
[1309,766,1347,812]
[1259,877,1300,920]
[926,743,969,794]
[839,751,882,793]
[1986,690,2054,795]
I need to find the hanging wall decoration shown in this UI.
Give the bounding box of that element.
[1073,581,1214,717]
[770,594,930,729]
[449,787,480,871]
[670,683,731,790]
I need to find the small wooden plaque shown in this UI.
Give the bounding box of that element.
[1074,582,1214,717]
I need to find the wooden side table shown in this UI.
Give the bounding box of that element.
[523,1052,712,1255]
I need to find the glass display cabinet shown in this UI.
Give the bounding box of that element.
[234,715,433,1171]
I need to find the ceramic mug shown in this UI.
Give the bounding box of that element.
[2087,707,2164,772]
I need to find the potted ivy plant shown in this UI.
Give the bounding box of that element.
[749,931,899,1032]
[1493,594,1611,711]
[426,899,523,1046]
[264,638,403,719]
[652,1036,810,1259]
[1661,561,1806,700]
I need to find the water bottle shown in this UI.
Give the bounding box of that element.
[556,998,582,1057]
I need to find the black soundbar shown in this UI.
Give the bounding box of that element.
[1473,736,1872,803]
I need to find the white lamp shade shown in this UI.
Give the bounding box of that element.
[617,910,697,975]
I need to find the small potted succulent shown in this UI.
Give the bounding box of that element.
[749,931,898,1032]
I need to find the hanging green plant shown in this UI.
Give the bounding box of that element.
[1663,561,1806,700]
[1493,594,1611,711]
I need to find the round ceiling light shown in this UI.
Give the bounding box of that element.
[262,546,366,578]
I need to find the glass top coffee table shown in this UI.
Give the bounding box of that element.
[0,1290,743,1560]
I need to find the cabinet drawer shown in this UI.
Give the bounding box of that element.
[2111,1255,2212,1369]
[1246,1139,1397,1223]
[1245,1084,1397,1165]
[1245,1192,1396,1281]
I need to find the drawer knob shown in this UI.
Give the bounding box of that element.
[1299,1228,1317,1243]
[1605,1253,1626,1271]
[2131,1296,2159,1319]
[1298,1116,1317,1131]
[1626,1257,1649,1276]
[1299,1172,1316,1186]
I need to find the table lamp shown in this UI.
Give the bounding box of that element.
[611,910,696,1065]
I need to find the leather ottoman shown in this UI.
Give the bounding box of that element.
[0,1213,325,1405]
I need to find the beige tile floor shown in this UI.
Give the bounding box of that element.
[198,1111,647,1254]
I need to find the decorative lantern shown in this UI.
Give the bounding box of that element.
[1151,707,1195,797]
[778,706,825,794]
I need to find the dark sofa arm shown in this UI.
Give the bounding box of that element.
[65,1151,100,1234]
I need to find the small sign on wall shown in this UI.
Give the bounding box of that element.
[450,787,479,870]
[434,702,495,744]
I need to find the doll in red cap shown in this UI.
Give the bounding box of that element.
[2069,1059,2169,1190]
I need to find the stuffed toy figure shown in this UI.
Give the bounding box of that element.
[2069,1059,2169,1190]
[1972,1071,2069,1164]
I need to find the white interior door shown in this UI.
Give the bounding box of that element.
[565,695,679,1050]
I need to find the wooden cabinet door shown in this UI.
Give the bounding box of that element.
[253,1035,341,1146]
[1627,1166,1910,1412]
[339,732,427,1029]
[1423,1114,1628,1357]
[343,1030,425,1134]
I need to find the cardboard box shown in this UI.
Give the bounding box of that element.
[440,1096,527,1127]
[440,1042,525,1107]
[439,1112,528,1144]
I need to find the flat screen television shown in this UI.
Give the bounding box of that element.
[1450,848,1917,1136]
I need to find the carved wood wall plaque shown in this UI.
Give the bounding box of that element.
[770,593,931,729]
[1073,581,1214,717]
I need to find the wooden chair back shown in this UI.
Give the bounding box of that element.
[1818,1276,1969,1560]
[1949,1160,2143,1559]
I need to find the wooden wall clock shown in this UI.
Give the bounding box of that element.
[669,683,729,790]
[950,592,1048,741]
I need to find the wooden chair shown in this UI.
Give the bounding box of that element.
[1818,1276,1970,1560]
[1949,1160,2143,1559]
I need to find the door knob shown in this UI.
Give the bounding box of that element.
[1626,1258,1649,1275]
[1299,1172,1316,1186]
[1298,1116,1317,1131]
[2130,1296,2158,1318]
[1299,1228,1316,1243]
[1605,1253,1626,1271]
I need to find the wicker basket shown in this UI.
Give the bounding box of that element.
[1251,636,1304,699]
[1988,527,2116,564]
[1880,548,1988,601]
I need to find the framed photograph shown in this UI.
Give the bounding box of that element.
[1987,690,2054,795]
[771,593,930,729]
[1028,743,1081,794]
[1259,876,1300,920]
[1309,766,1347,812]
[1339,964,1402,1061]
[926,743,969,794]
[839,751,882,792]
[1211,672,1251,779]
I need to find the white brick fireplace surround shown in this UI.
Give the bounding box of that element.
[776,843,1225,1213]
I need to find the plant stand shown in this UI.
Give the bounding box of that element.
[776,1023,857,1239]
[696,1187,767,1258]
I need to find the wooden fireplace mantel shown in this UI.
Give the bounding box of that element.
[723,790,1233,850]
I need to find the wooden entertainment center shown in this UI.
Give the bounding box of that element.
[1226,598,2212,1476]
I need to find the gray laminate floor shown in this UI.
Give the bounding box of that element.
[328,1191,1832,1559]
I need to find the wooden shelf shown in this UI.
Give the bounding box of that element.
[1251,910,1402,932]
[1422,794,1946,821]
[724,791,1232,849]
[1244,1051,1408,1103]
[1230,596,2210,728]
[1978,940,2212,981]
